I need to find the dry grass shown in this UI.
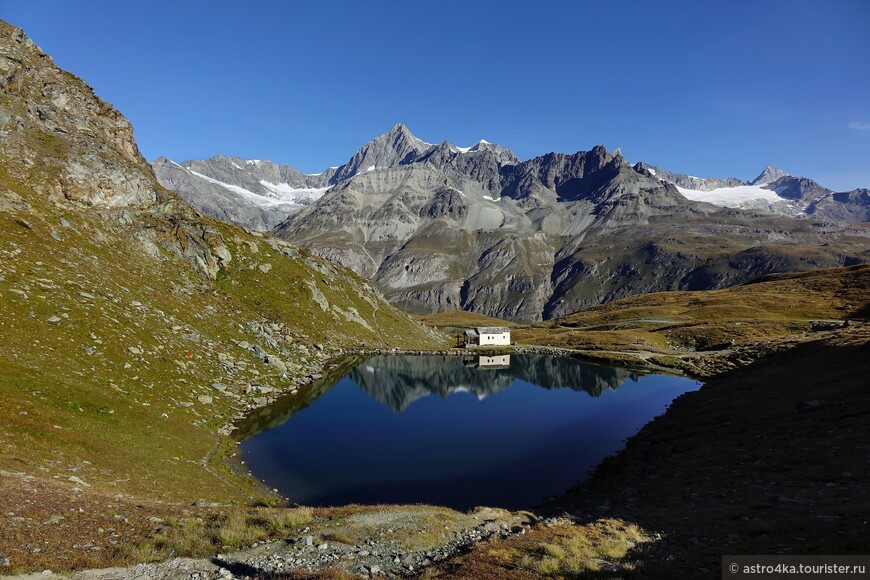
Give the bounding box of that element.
[518,520,648,576]
[427,518,651,578]
[418,309,519,329]
[322,532,356,545]
[512,265,870,362]
[132,506,314,561]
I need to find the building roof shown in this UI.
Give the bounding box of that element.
[464,329,479,336]
[477,326,510,334]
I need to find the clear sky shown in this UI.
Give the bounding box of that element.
[2,0,869,189]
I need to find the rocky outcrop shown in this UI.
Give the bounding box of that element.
[0,23,161,208]
[0,21,240,280]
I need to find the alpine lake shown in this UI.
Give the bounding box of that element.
[235,354,701,510]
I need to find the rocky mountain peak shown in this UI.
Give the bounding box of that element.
[751,164,790,186]
[330,123,432,183]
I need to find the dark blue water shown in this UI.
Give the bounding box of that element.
[240,354,700,510]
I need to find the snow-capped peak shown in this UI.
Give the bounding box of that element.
[453,139,492,154]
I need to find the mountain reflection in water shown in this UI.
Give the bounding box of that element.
[240,354,699,510]
[349,354,639,412]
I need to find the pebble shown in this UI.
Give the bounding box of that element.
[47,315,61,323]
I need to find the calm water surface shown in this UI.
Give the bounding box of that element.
[240,354,700,510]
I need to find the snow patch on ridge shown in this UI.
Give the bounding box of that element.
[453,139,490,154]
[676,184,785,208]
[258,180,329,203]
[187,170,295,208]
[183,168,328,209]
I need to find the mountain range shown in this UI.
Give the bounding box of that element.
[154,125,870,321]
[155,124,870,228]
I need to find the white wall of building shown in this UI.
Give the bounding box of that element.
[479,332,510,346]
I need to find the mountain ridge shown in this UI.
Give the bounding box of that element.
[155,125,869,228]
[268,131,869,320]
[154,127,870,322]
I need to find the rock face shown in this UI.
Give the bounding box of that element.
[268,126,870,320]
[330,123,434,182]
[0,24,161,208]
[154,120,869,321]
[151,123,522,231]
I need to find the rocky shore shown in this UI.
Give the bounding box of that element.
[21,508,538,580]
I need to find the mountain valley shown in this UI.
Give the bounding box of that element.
[1,12,869,580]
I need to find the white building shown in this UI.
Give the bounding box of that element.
[468,326,510,346]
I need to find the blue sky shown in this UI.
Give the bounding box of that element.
[2,0,869,189]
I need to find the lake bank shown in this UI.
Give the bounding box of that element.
[428,324,870,578]
[3,325,866,576]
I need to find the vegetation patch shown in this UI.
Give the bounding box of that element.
[132,507,314,561]
[426,518,651,578]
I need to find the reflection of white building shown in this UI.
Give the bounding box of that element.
[462,354,511,369]
[465,327,511,347]
[479,355,510,368]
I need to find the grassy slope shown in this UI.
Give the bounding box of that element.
[422,266,869,373]
[0,20,447,573]
[418,309,522,329]
[0,166,445,506]
[492,264,868,371]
